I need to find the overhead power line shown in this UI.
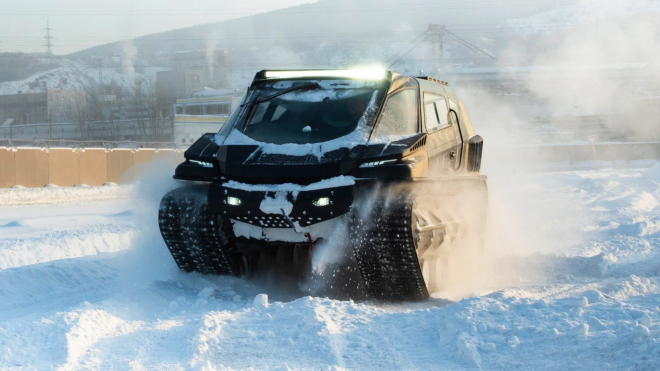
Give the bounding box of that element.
[3,0,644,16]
[388,24,507,68]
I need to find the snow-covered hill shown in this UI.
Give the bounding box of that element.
[0,64,161,95]
[510,0,660,33]
[1,165,660,369]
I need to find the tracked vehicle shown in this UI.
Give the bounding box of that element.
[159,69,487,301]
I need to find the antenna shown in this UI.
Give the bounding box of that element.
[43,21,54,55]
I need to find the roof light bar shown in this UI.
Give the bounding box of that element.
[264,68,387,81]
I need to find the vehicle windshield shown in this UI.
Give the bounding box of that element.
[239,79,387,145]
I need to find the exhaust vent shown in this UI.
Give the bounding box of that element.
[408,136,427,153]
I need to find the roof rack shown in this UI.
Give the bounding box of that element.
[417,76,449,86]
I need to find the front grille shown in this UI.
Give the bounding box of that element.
[232,214,327,228]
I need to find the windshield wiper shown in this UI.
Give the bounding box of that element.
[243,82,321,107]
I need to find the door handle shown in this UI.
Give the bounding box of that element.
[450,151,456,159]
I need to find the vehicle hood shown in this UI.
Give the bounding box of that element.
[216,129,367,184]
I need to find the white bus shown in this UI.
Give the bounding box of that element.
[174,89,241,146]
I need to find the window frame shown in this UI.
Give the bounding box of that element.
[423,93,442,133]
[371,86,421,139]
[422,92,452,133]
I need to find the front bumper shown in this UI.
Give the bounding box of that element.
[208,181,354,227]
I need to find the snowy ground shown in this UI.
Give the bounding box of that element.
[1,167,660,370]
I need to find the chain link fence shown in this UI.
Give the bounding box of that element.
[0,119,176,146]
[0,138,179,150]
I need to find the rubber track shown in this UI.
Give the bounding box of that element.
[158,187,236,275]
[350,197,429,301]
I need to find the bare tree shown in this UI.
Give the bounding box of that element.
[73,95,89,140]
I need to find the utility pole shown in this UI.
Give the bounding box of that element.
[43,21,54,55]
[92,56,104,88]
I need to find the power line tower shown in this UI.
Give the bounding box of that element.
[425,24,447,62]
[43,21,54,55]
[388,24,506,69]
[92,56,104,87]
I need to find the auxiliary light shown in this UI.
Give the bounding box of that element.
[264,68,387,81]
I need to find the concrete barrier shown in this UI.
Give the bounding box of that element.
[48,148,80,187]
[14,148,49,188]
[0,148,16,188]
[134,148,159,166]
[107,149,135,184]
[0,146,184,188]
[157,149,186,164]
[79,149,108,186]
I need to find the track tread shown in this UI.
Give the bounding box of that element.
[158,187,236,275]
[350,196,429,301]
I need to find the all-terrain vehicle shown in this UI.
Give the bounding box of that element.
[159,68,486,301]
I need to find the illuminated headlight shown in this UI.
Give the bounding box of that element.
[359,159,397,168]
[227,196,242,206]
[312,197,331,207]
[190,160,213,168]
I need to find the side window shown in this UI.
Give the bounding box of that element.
[448,98,459,112]
[372,88,419,138]
[435,98,450,129]
[423,93,450,131]
[424,94,440,132]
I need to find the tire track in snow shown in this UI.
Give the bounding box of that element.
[314,305,349,369]
[0,227,133,269]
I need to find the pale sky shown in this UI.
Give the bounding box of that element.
[0,0,315,54]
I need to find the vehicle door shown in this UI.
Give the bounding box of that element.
[423,93,460,172]
[447,98,465,169]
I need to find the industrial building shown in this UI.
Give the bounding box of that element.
[0,89,86,126]
[156,49,231,100]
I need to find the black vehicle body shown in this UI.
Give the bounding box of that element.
[160,69,486,301]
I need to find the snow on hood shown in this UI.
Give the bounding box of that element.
[259,192,294,215]
[223,175,355,193]
[223,129,368,160]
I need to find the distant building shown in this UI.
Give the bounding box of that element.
[97,95,158,122]
[0,89,86,126]
[174,89,242,145]
[156,49,231,100]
